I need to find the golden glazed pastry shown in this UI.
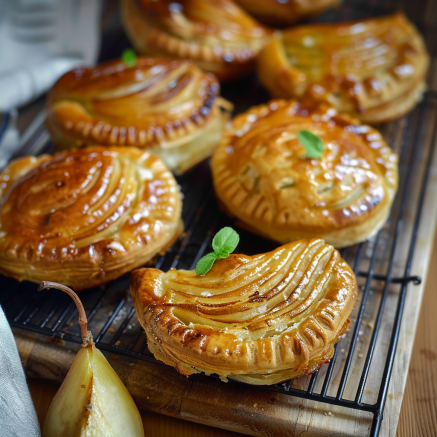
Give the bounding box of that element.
[234,0,340,26]
[130,239,358,384]
[121,0,272,81]
[211,100,398,248]
[46,57,231,174]
[257,13,429,123]
[0,147,182,290]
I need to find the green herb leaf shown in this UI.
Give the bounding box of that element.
[297,130,323,159]
[195,252,218,276]
[195,227,240,275]
[212,227,240,258]
[122,48,137,67]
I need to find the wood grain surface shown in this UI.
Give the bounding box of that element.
[27,229,437,437]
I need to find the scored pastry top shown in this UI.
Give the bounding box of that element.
[211,100,398,246]
[131,238,358,382]
[234,0,340,26]
[46,57,222,148]
[133,0,272,61]
[257,13,429,122]
[0,146,181,268]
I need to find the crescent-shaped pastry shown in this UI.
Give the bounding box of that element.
[120,0,272,81]
[130,239,358,384]
[46,57,231,174]
[0,147,182,290]
[234,0,339,26]
[257,13,429,123]
[211,100,398,248]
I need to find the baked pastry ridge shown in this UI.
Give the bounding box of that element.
[0,147,182,289]
[46,57,230,174]
[121,0,272,81]
[234,0,340,26]
[257,13,429,123]
[211,100,398,248]
[130,239,358,384]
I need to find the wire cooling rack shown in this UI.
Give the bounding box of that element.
[1,0,437,435]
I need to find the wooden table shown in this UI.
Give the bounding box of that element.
[27,228,437,437]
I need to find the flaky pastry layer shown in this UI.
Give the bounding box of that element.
[211,100,398,248]
[234,0,339,26]
[257,13,429,123]
[0,147,182,289]
[121,0,272,81]
[130,239,358,384]
[46,57,230,174]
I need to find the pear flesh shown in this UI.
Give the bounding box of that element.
[42,346,144,437]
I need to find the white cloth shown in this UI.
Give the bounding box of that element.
[0,306,41,437]
[0,0,103,110]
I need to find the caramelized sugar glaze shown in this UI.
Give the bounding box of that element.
[234,0,340,26]
[131,239,358,384]
[121,0,272,80]
[46,57,230,174]
[258,13,429,123]
[211,100,398,248]
[0,147,182,289]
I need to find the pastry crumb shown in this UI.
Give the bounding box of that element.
[358,353,364,358]
[367,321,375,329]
[253,403,257,408]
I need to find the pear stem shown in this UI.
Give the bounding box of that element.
[38,281,94,347]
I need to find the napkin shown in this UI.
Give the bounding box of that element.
[0,306,41,437]
[0,0,102,110]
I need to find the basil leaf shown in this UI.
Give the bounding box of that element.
[297,130,323,159]
[195,253,218,276]
[212,227,239,257]
[195,227,240,275]
[122,48,137,67]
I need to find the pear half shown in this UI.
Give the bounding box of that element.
[39,282,144,437]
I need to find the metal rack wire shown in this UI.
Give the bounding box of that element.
[1,0,437,435]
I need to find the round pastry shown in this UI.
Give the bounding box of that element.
[120,0,272,81]
[257,13,429,123]
[211,100,398,248]
[130,238,358,385]
[0,147,182,290]
[234,0,339,26]
[46,57,231,174]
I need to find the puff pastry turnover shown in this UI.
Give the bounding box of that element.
[234,0,339,26]
[211,100,398,248]
[257,13,429,123]
[0,147,182,290]
[130,238,358,384]
[46,57,230,174]
[121,0,272,81]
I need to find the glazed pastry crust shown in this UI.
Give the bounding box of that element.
[0,147,182,290]
[46,57,230,174]
[211,100,398,248]
[257,13,429,123]
[130,239,358,384]
[234,0,340,26]
[121,0,272,81]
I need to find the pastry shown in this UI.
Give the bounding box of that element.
[46,57,231,174]
[211,100,398,248]
[120,0,272,81]
[234,0,339,26]
[0,147,182,290]
[130,238,358,385]
[257,13,429,123]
